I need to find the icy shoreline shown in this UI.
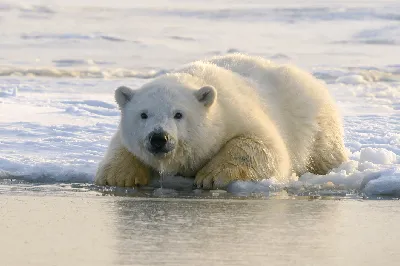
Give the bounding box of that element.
[0,0,399,198]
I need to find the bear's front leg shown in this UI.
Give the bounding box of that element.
[195,136,289,189]
[95,147,151,187]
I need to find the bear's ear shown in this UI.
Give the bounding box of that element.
[115,86,134,108]
[195,85,217,107]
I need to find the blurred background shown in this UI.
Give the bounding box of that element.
[1,0,399,76]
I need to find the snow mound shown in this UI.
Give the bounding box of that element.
[360,148,398,164]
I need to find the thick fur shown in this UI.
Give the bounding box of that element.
[95,54,347,188]
[95,133,151,186]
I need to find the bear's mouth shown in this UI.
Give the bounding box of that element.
[148,147,173,156]
[146,142,176,158]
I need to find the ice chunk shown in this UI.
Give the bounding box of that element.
[360,148,398,164]
[363,168,400,197]
[227,178,284,196]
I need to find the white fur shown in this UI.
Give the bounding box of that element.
[95,54,347,187]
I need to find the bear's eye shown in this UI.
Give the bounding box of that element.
[174,112,183,120]
[140,112,148,119]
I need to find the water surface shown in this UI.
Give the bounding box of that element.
[1,193,399,266]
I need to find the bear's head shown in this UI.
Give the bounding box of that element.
[115,76,219,175]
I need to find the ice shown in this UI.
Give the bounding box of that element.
[360,147,398,164]
[336,75,367,85]
[363,170,400,197]
[0,0,399,198]
[21,33,126,42]
[0,66,167,79]
[227,178,286,196]
[0,87,17,97]
[353,25,400,45]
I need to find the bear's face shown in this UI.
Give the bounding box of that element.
[115,79,217,174]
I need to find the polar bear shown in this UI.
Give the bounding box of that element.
[95,54,347,189]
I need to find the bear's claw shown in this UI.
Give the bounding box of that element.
[195,163,258,189]
[95,147,151,187]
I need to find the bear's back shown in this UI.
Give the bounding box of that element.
[205,54,341,173]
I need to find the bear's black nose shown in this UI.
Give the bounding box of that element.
[149,132,168,151]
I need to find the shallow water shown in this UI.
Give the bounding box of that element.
[1,193,399,266]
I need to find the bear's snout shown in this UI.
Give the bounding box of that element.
[148,131,175,155]
[150,132,168,149]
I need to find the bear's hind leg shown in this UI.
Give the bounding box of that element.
[195,136,290,189]
[95,147,151,187]
[306,120,348,175]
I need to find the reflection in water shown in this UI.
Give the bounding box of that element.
[0,195,117,266]
[1,195,399,266]
[110,198,399,266]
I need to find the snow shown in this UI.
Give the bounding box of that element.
[0,0,399,198]
[360,147,398,164]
